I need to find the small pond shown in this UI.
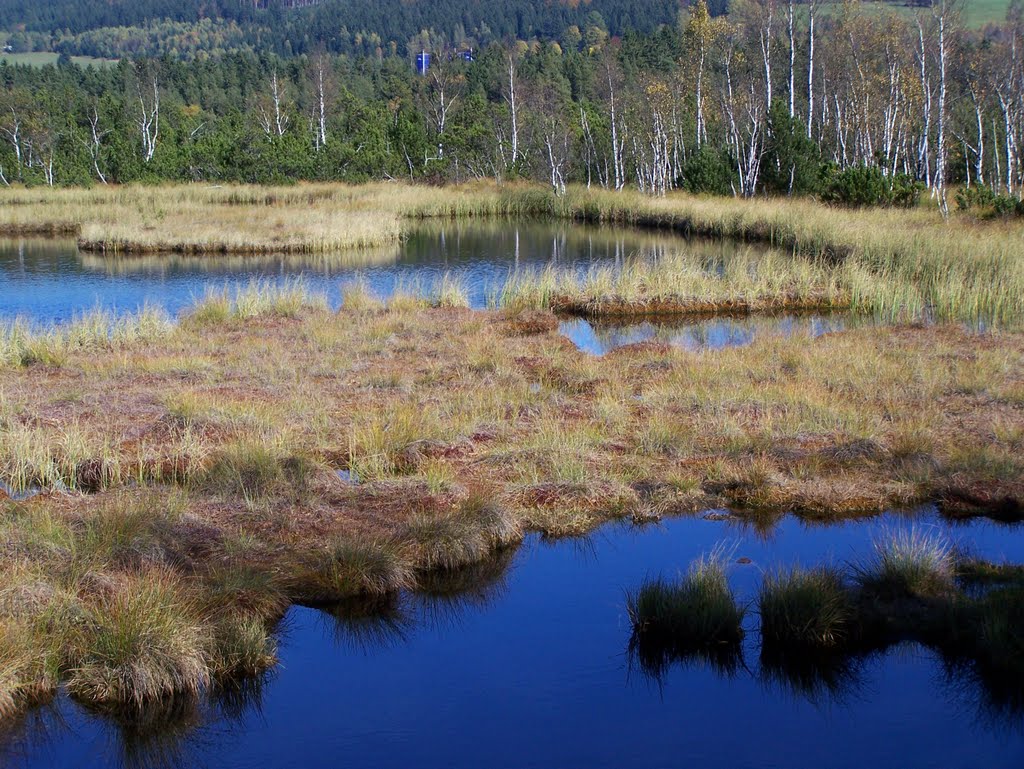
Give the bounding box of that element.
[3,508,1024,769]
[0,223,877,353]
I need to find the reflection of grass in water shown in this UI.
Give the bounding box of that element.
[719,509,787,543]
[316,594,413,652]
[316,549,517,649]
[410,548,517,629]
[627,630,745,686]
[940,655,1024,733]
[78,244,401,276]
[759,647,866,707]
[208,674,270,724]
[0,701,72,767]
[82,677,270,769]
[81,695,205,769]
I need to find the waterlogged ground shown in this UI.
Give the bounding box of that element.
[0,224,878,353]
[2,222,1020,766]
[3,508,1024,769]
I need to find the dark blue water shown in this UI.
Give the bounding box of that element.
[5,508,1024,769]
[0,228,866,353]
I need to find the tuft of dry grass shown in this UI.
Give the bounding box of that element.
[187,279,328,325]
[299,538,415,602]
[854,528,956,599]
[759,565,851,649]
[627,546,746,650]
[1,306,172,369]
[65,570,211,709]
[0,619,58,719]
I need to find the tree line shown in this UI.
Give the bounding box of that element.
[1,0,1022,212]
[1,0,684,59]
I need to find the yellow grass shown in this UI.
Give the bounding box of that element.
[1,181,1021,324]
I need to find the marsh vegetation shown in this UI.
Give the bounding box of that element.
[1,184,1024,325]
[631,530,1024,696]
[0,183,1021,741]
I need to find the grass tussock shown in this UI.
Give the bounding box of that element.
[855,527,955,599]
[66,571,211,709]
[0,620,58,719]
[341,281,384,312]
[404,496,521,572]
[300,538,414,602]
[188,279,328,325]
[1,306,172,368]
[200,443,316,505]
[208,612,278,678]
[636,538,1024,692]
[758,566,851,649]
[627,547,745,651]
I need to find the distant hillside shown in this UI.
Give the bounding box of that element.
[0,0,686,58]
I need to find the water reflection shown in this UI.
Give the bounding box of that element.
[5,510,1024,768]
[314,549,517,652]
[1,678,270,769]
[0,224,754,324]
[758,647,868,707]
[315,594,413,651]
[77,245,402,276]
[627,632,746,686]
[561,313,861,355]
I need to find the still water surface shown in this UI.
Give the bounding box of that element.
[3,509,1024,769]
[0,224,869,354]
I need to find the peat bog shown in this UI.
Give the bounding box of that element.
[0,183,1023,766]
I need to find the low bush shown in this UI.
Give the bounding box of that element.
[823,166,922,208]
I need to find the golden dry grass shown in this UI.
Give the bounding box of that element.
[0,181,1020,322]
